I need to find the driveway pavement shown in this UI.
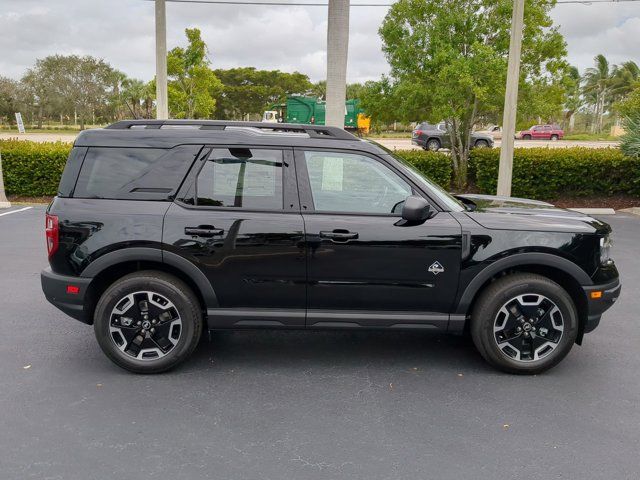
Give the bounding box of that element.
[0,206,638,480]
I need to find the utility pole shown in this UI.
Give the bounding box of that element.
[496,0,524,197]
[325,0,350,128]
[0,152,11,209]
[155,0,169,120]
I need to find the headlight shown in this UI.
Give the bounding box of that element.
[600,234,613,265]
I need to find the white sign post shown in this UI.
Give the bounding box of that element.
[0,151,12,209]
[15,112,25,134]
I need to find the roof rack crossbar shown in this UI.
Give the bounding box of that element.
[106,120,356,140]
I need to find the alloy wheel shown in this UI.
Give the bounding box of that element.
[493,294,564,362]
[109,291,182,360]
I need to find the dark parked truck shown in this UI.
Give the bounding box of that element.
[42,120,620,374]
[263,96,366,131]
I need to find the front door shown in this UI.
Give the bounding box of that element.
[295,149,462,329]
[164,146,306,327]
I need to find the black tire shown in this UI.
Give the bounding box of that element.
[93,271,203,374]
[523,134,532,140]
[470,273,578,374]
[550,134,559,141]
[425,138,441,151]
[474,139,489,148]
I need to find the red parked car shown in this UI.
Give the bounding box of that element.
[517,124,564,140]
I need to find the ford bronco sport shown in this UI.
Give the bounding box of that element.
[41,120,620,374]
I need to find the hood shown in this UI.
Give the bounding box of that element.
[455,194,611,234]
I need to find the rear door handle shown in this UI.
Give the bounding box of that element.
[185,226,224,237]
[319,230,359,242]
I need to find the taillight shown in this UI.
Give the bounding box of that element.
[45,214,59,258]
[414,130,423,136]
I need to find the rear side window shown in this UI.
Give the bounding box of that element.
[57,147,88,197]
[193,148,283,209]
[73,145,202,200]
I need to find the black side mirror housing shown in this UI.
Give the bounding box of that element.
[401,195,431,223]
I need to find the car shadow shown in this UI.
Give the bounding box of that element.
[187,329,488,373]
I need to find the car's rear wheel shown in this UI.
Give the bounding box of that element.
[94,271,203,373]
[550,134,559,141]
[523,134,532,140]
[474,139,490,148]
[425,138,441,151]
[470,273,578,374]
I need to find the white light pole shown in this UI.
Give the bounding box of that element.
[155,0,169,120]
[496,0,525,197]
[0,152,11,209]
[325,0,350,128]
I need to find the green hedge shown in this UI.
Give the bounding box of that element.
[2,140,639,201]
[470,147,640,199]
[393,149,452,189]
[0,140,72,196]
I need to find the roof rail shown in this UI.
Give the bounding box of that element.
[105,120,357,141]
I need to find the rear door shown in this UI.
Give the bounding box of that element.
[163,145,307,327]
[295,148,462,329]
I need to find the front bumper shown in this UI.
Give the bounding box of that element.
[582,278,621,334]
[41,267,93,324]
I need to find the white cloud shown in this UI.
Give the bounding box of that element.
[0,0,638,83]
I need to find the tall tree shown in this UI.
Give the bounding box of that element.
[0,77,20,125]
[378,0,568,189]
[166,28,222,119]
[583,54,614,133]
[563,66,582,132]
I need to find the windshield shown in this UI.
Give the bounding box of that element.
[370,148,464,212]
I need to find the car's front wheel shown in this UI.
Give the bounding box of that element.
[523,134,532,140]
[93,271,203,373]
[471,273,578,374]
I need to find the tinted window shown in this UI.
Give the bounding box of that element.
[57,147,87,197]
[74,145,201,200]
[195,148,283,209]
[304,151,412,214]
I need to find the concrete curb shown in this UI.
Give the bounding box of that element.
[568,208,616,215]
[0,201,12,209]
[619,207,640,216]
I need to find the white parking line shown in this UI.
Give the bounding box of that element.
[0,206,33,217]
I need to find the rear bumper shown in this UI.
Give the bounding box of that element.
[582,278,621,334]
[41,267,93,324]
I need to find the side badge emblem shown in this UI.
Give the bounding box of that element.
[428,261,445,275]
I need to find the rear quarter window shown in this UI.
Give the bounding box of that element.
[73,145,202,200]
[57,147,88,197]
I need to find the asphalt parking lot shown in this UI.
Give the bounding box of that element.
[1,205,639,480]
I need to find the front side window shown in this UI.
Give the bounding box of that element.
[195,148,283,209]
[303,151,412,214]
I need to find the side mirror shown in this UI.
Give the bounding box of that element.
[401,195,431,223]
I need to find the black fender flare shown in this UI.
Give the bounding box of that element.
[80,247,218,308]
[454,252,592,315]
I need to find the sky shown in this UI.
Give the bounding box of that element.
[0,0,639,84]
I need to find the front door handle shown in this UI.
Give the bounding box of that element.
[319,230,359,242]
[185,225,224,237]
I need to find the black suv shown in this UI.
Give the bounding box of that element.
[41,120,620,374]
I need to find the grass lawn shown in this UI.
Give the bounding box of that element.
[563,133,619,141]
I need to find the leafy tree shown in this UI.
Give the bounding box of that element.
[213,67,311,119]
[310,80,326,99]
[0,77,20,125]
[119,78,155,119]
[166,28,223,119]
[21,55,117,129]
[617,83,640,158]
[583,54,613,133]
[563,66,582,132]
[378,0,568,189]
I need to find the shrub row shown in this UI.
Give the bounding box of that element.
[470,147,640,199]
[392,149,452,189]
[0,140,72,196]
[1,140,639,200]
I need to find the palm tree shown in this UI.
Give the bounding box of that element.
[583,54,613,133]
[564,66,582,132]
